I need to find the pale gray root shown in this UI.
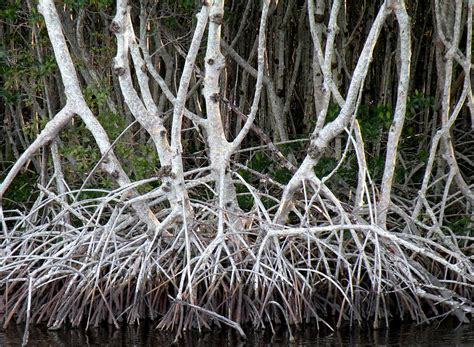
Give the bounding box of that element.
[377,0,412,228]
[111,1,181,211]
[34,0,160,234]
[274,1,390,224]
[169,3,210,220]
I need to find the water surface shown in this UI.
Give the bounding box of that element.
[1,319,474,346]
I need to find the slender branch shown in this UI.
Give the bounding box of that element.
[377,0,412,227]
[230,0,269,152]
[170,3,210,217]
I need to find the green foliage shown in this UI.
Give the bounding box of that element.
[417,148,429,162]
[58,111,160,193]
[313,154,358,187]
[90,0,114,10]
[314,157,337,178]
[277,136,307,156]
[337,154,358,183]
[307,103,340,129]
[236,151,293,210]
[358,102,393,141]
[248,151,294,184]
[36,55,57,77]
[159,0,196,30]
[0,15,58,106]
[63,0,113,10]
[0,86,18,104]
[28,6,44,25]
[445,215,472,236]
[248,152,271,172]
[351,91,436,184]
[60,119,101,179]
[407,90,436,116]
[401,91,436,147]
[356,92,434,145]
[367,155,385,182]
[0,1,21,21]
[22,115,48,140]
[326,103,340,124]
[84,83,111,112]
[178,0,195,12]
[237,193,253,211]
[272,167,292,184]
[1,169,38,209]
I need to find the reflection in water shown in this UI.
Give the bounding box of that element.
[1,320,474,346]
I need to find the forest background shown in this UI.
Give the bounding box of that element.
[0,0,473,338]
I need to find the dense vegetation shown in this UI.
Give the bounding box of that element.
[1,0,472,341]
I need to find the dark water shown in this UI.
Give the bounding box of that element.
[1,320,474,346]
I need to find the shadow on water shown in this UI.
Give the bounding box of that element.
[1,319,474,346]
